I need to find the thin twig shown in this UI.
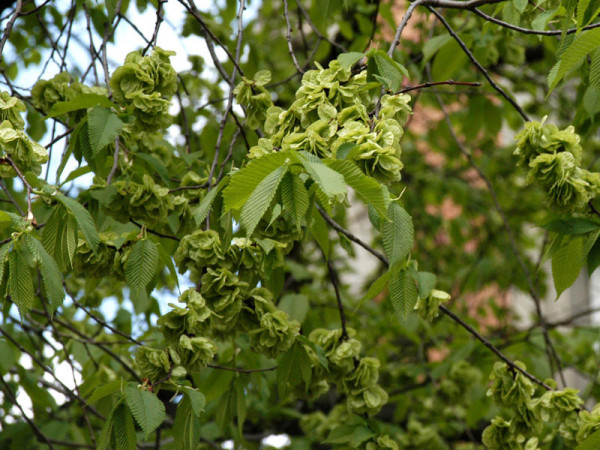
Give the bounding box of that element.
[398,80,481,94]
[0,374,55,449]
[326,258,349,341]
[428,7,530,122]
[143,0,166,55]
[473,8,600,35]
[283,0,304,73]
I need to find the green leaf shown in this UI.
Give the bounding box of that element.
[124,239,159,312]
[111,402,137,450]
[97,398,123,450]
[552,235,584,299]
[42,207,69,271]
[87,107,124,157]
[173,396,201,450]
[280,172,309,229]
[241,164,288,236]
[513,0,528,14]
[422,35,452,63]
[0,243,11,288]
[366,49,408,92]
[337,51,365,69]
[327,159,387,218]
[542,218,600,235]
[278,293,309,323]
[577,430,600,449]
[61,165,92,185]
[86,380,123,405]
[25,235,64,312]
[134,153,172,186]
[47,94,116,118]
[9,247,34,318]
[587,236,600,275]
[382,202,414,265]
[550,28,600,90]
[223,151,292,211]
[277,342,311,397]
[416,271,437,299]
[55,194,100,254]
[124,384,165,436]
[234,377,247,434]
[181,387,205,417]
[361,271,390,303]
[299,155,347,201]
[389,268,418,318]
[310,207,330,258]
[192,177,228,225]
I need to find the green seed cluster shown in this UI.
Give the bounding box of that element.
[515,117,600,211]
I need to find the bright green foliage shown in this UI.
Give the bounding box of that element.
[2,0,600,449]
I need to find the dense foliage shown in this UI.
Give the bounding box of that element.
[2,0,600,448]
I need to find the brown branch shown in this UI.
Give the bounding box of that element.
[473,8,600,35]
[283,0,304,73]
[398,80,481,94]
[318,206,552,390]
[428,8,529,121]
[326,258,349,341]
[0,374,55,449]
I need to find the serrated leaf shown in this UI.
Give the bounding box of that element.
[361,271,390,303]
[47,93,116,118]
[327,160,387,218]
[55,194,100,254]
[124,384,165,436]
[9,248,34,318]
[87,107,124,157]
[422,35,452,63]
[337,51,365,69]
[550,28,600,91]
[278,293,309,323]
[182,387,205,417]
[577,430,600,449]
[111,402,137,450]
[416,271,437,299]
[310,207,330,258]
[124,239,159,312]
[588,236,600,275]
[134,153,172,186]
[389,268,418,318]
[97,398,123,450]
[277,342,310,397]
[367,49,408,92]
[513,0,527,14]
[223,151,293,211]
[241,164,288,236]
[382,202,414,265]
[0,243,10,287]
[25,235,64,312]
[280,172,309,229]
[590,48,600,90]
[173,396,201,450]
[234,377,247,434]
[192,177,228,225]
[552,235,584,299]
[42,207,68,271]
[576,0,592,32]
[543,218,600,235]
[299,155,347,201]
[86,380,123,405]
